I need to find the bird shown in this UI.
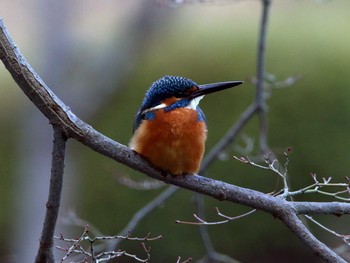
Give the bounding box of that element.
[129,75,243,176]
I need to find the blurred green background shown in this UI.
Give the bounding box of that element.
[1,0,350,262]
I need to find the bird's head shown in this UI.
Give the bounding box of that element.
[133,75,243,132]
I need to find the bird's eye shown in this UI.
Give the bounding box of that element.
[176,91,190,98]
[176,86,199,98]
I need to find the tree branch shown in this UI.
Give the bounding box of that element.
[34,126,67,263]
[294,202,350,216]
[1,18,349,263]
[256,0,271,154]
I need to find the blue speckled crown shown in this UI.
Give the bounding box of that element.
[141,75,197,110]
[133,76,204,132]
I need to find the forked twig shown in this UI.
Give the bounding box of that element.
[176,207,256,225]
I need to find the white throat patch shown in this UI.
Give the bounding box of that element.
[186,95,204,110]
[142,103,167,115]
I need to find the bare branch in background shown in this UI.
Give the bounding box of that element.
[55,225,161,262]
[106,185,179,251]
[115,173,165,190]
[255,0,271,155]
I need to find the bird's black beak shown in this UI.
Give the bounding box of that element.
[191,80,244,99]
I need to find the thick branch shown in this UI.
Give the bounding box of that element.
[34,127,67,263]
[1,18,349,263]
[280,209,345,263]
[294,202,350,216]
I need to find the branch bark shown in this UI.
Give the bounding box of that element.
[0,18,349,263]
[34,127,67,263]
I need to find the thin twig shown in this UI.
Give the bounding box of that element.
[304,215,350,245]
[176,207,255,226]
[56,228,161,262]
[236,152,350,201]
[195,193,216,259]
[176,256,193,263]
[56,225,89,262]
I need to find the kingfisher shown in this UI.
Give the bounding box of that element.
[130,75,243,176]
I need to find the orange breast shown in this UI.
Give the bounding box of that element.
[129,108,207,175]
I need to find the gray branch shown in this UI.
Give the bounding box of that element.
[0,18,349,263]
[34,127,67,263]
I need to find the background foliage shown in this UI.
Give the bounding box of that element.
[1,0,350,262]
